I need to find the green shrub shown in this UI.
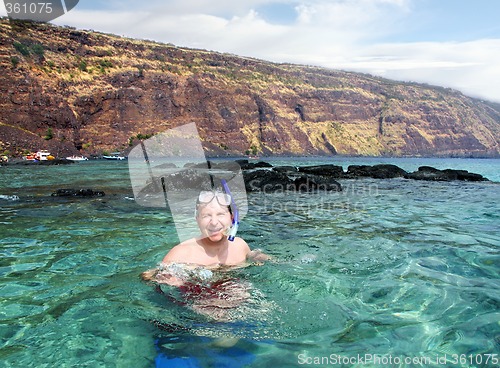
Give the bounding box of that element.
[44,128,54,140]
[10,56,20,68]
[31,43,44,57]
[13,41,30,56]
[13,41,45,59]
[99,59,113,68]
[78,60,88,72]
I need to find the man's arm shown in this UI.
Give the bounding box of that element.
[247,248,270,262]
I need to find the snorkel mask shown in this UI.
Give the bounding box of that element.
[197,191,232,207]
[195,180,239,241]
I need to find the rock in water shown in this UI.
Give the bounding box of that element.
[404,166,488,182]
[51,188,105,197]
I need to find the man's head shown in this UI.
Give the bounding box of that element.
[196,191,233,242]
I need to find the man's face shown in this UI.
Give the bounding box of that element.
[196,200,232,242]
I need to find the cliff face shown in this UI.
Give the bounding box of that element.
[1,18,499,158]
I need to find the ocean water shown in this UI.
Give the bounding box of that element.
[0,158,499,367]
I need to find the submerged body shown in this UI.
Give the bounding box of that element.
[153,262,254,322]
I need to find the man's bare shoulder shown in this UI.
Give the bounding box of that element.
[177,237,200,248]
[162,238,199,263]
[232,237,251,252]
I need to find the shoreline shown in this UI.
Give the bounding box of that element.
[2,156,498,183]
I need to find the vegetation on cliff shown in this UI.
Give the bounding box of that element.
[0,18,499,158]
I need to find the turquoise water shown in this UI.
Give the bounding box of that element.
[0,158,499,367]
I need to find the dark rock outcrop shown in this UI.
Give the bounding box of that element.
[297,165,344,178]
[243,168,342,192]
[404,166,488,182]
[235,160,273,170]
[39,159,75,165]
[243,169,294,192]
[241,162,489,190]
[6,158,75,165]
[346,164,408,179]
[137,161,243,199]
[272,165,298,173]
[51,188,105,197]
[157,169,216,191]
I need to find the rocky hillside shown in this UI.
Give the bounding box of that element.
[0,18,499,158]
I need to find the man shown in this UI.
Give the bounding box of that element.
[141,190,267,285]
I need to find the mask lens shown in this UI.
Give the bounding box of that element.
[198,191,231,205]
[216,193,231,206]
[198,191,215,203]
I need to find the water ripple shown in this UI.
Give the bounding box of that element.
[1,160,499,366]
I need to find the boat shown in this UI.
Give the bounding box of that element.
[103,154,126,160]
[66,155,89,162]
[36,150,55,161]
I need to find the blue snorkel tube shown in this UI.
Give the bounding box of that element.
[221,179,239,241]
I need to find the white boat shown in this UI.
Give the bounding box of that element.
[66,155,89,162]
[36,150,54,161]
[103,154,126,160]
